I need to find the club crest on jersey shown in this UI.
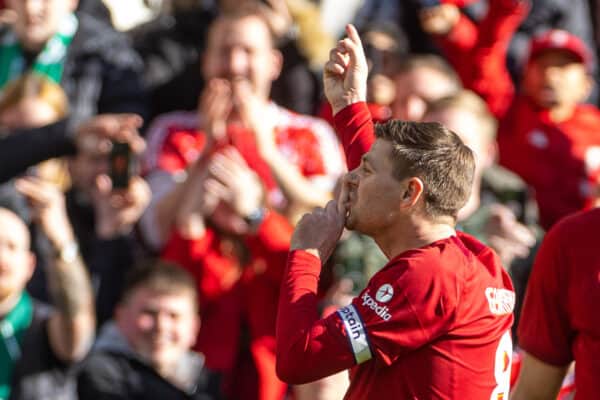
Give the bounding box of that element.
[485,288,515,316]
[361,291,392,321]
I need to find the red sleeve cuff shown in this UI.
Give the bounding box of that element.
[332,102,374,171]
[333,102,371,134]
[287,249,322,277]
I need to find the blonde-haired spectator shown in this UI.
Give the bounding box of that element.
[0,72,71,190]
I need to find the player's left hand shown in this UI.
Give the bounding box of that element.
[290,200,345,263]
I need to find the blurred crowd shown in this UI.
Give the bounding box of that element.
[0,0,598,399]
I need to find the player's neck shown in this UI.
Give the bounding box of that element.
[375,217,456,260]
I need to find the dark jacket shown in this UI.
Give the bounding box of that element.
[0,120,75,184]
[62,12,148,126]
[129,9,215,122]
[77,323,222,400]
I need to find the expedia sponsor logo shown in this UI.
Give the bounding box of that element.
[361,291,392,321]
[485,288,515,316]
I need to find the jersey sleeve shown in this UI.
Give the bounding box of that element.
[333,102,375,171]
[276,250,361,384]
[517,220,574,366]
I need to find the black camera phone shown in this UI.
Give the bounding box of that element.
[109,141,133,189]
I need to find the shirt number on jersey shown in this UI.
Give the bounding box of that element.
[490,331,512,400]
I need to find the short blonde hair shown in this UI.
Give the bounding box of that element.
[0,72,69,118]
[426,90,497,143]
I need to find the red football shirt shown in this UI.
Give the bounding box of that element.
[518,208,600,399]
[276,102,515,399]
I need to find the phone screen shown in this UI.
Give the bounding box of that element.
[110,142,132,189]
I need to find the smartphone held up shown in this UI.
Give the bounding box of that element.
[109,141,134,190]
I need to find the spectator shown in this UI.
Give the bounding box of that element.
[63,138,151,326]
[511,0,597,86]
[0,73,71,189]
[276,25,515,399]
[141,6,345,250]
[511,208,600,399]
[0,181,94,399]
[132,0,321,120]
[77,260,222,400]
[389,54,462,122]
[160,145,294,400]
[428,0,600,229]
[1,0,147,126]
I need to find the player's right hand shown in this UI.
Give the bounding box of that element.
[323,24,369,115]
[290,200,345,264]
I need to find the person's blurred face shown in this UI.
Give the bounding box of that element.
[202,15,282,102]
[0,98,61,130]
[423,108,495,180]
[343,139,405,236]
[391,66,458,121]
[0,209,35,304]
[7,0,78,52]
[116,287,199,373]
[523,50,591,109]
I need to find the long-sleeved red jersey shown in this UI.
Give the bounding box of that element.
[276,102,515,399]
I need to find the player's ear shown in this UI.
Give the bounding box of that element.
[400,177,424,208]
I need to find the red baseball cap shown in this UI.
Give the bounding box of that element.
[528,29,592,68]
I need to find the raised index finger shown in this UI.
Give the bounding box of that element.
[345,24,363,48]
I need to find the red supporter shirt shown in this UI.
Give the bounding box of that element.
[518,208,600,399]
[436,0,600,229]
[276,102,516,399]
[143,105,345,189]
